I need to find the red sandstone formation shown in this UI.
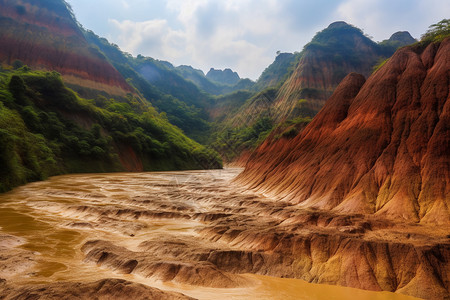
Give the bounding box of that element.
[239,38,450,225]
[0,0,132,94]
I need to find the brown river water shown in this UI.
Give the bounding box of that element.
[0,168,418,299]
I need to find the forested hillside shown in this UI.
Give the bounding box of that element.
[0,67,221,192]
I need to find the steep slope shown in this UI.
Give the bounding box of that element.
[0,0,132,95]
[84,30,254,142]
[254,52,300,91]
[389,31,417,44]
[209,88,276,163]
[131,56,211,109]
[239,37,450,224]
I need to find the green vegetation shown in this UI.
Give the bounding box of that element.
[378,32,416,52]
[211,117,273,162]
[304,22,415,76]
[372,58,389,74]
[254,52,301,91]
[209,111,310,163]
[421,19,450,43]
[206,68,240,86]
[305,22,378,67]
[207,87,279,162]
[273,116,312,140]
[83,30,212,143]
[210,90,254,123]
[175,65,222,95]
[292,98,316,118]
[82,29,264,163]
[175,65,254,95]
[0,68,221,192]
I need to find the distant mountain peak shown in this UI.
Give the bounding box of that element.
[387,31,417,44]
[206,68,240,85]
[308,21,370,48]
[327,21,351,29]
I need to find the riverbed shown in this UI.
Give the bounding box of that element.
[0,169,419,299]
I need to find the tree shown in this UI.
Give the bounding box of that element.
[9,75,28,105]
[421,19,450,42]
[12,60,24,70]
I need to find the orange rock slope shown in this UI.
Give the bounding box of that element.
[0,0,132,95]
[239,38,450,225]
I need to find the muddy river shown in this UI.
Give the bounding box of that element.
[0,169,418,299]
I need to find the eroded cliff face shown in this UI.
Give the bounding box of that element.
[239,37,450,225]
[0,0,132,95]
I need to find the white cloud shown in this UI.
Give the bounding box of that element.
[120,0,129,10]
[109,19,186,59]
[334,0,450,41]
[108,0,287,79]
[73,0,450,80]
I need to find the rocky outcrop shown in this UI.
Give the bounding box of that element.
[0,0,132,95]
[239,38,450,224]
[198,213,450,300]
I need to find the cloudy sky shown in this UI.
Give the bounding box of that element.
[68,0,449,80]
